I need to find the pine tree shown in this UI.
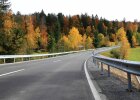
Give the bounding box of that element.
[47,35,56,52]
[0,0,10,12]
[54,19,61,43]
[93,31,99,48]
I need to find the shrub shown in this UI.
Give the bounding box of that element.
[110,49,120,59]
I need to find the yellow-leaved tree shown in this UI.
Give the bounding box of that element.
[85,36,93,49]
[82,34,87,49]
[116,27,130,59]
[98,33,104,47]
[62,36,70,50]
[132,35,137,48]
[68,27,82,50]
[57,35,70,52]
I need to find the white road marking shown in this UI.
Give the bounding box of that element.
[0,69,25,77]
[53,60,62,63]
[84,58,101,100]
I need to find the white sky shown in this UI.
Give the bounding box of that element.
[10,0,140,21]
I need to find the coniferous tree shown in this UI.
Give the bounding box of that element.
[0,0,10,12]
[93,31,99,48]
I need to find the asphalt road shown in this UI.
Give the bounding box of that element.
[0,51,94,100]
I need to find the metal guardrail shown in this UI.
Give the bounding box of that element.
[92,46,140,91]
[0,49,88,64]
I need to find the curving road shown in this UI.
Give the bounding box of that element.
[0,51,94,100]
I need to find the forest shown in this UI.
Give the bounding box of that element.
[0,0,140,57]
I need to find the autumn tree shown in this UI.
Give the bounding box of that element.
[136,33,140,45]
[132,35,137,48]
[110,34,116,42]
[39,25,47,49]
[0,11,25,54]
[57,35,70,51]
[25,16,39,53]
[68,27,82,50]
[86,26,92,36]
[116,27,130,59]
[82,34,87,49]
[85,36,93,49]
[104,36,111,47]
[98,33,104,47]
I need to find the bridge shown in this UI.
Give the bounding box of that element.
[0,47,139,100]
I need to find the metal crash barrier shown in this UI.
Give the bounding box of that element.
[0,49,88,64]
[92,46,140,92]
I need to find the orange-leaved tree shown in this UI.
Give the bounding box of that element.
[40,24,48,49]
[26,16,39,52]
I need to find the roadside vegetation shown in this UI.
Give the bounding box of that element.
[101,47,140,61]
[128,47,140,61]
[0,0,140,62]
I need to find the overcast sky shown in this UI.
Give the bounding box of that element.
[10,0,140,21]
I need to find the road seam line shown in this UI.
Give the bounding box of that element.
[84,58,102,100]
[53,60,61,62]
[0,69,25,77]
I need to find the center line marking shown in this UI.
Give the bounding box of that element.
[53,60,62,63]
[0,69,25,77]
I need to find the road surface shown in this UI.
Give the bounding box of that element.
[0,51,94,100]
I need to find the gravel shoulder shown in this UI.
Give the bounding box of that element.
[87,58,140,100]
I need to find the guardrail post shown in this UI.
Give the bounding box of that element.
[14,58,15,63]
[100,62,104,75]
[93,57,96,66]
[127,72,132,92]
[96,61,99,68]
[108,65,110,77]
[92,57,95,63]
[4,58,5,64]
[22,58,23,61]
[95,60,97,67]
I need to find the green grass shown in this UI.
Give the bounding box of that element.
[128,47,140,61]
[101,47,140,62]
[101,51,112,57]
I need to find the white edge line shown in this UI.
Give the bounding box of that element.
[84,58,102,100]
[0,69,25,77]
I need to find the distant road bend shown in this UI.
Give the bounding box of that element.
[0,51,95,100]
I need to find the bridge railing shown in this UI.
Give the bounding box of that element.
[0,49,88,64]
[92,46,140,91]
